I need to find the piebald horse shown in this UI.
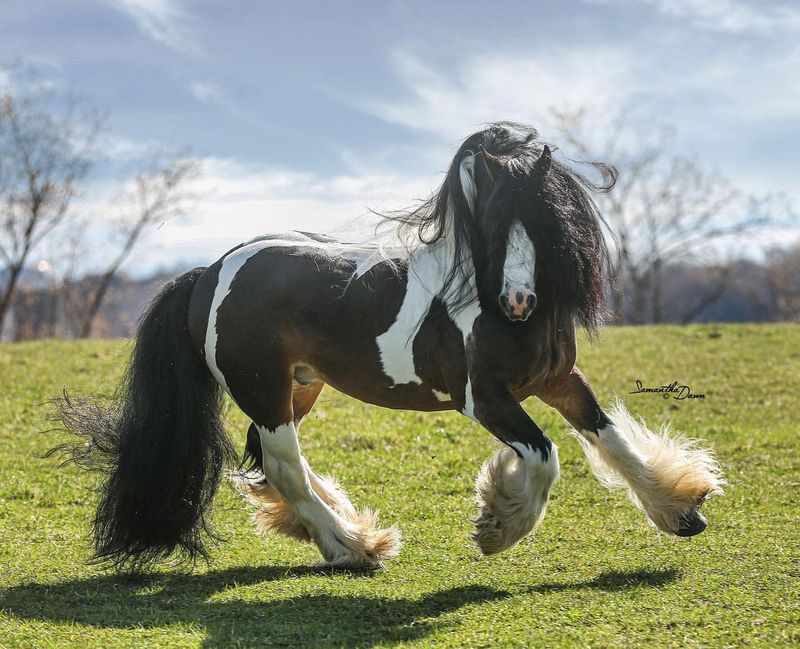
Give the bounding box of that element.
[57,123,724,570]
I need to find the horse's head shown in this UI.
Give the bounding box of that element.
[458,142,553,323]
[384,122,613,333]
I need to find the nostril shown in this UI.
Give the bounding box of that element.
[527,293,537,309]
[498,294,510,308]
[515,290,524,305]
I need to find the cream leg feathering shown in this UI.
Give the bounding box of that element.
[573,401,725,535]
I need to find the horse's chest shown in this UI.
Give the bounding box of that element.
[470,318,576,393]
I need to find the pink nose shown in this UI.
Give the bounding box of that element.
[499,284,537,320]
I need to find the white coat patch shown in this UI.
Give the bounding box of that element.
[375,218,483,419]
[375,240,454,385]
[204,232,379,395]
[205,240,271,395]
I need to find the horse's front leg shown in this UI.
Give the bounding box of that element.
[465,382,560,555]
[537,368,724,537]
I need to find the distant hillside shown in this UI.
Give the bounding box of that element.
[3,268,187,340]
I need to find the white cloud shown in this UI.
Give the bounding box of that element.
[74,155,437,274]
[588,0,800,34]
[357,41,799,202]
[190,81,227,106]
[0,64,60,94]
[362,47,638,143]
[102,133,162,163]
[101,0,199,56]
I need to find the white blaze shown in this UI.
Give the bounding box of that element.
[503,220,536,287]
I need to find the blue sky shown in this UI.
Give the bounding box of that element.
[2,0,798,272]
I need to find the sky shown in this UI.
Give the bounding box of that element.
[1,0,798,275]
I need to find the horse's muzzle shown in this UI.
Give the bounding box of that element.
[499,283,536,321]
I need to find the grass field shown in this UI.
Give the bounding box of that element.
[0,324,798,647]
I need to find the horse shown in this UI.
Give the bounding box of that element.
[55,122,724,571]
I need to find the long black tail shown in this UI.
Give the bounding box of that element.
[53,268,234,571]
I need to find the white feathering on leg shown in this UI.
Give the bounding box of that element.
[472,444,559,555]
[230,462,402,566]
[572,399,725,534]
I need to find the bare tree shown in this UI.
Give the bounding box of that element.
[75,154,200,337]
[551,107,791,324]
[0,82,99,336]
[676,263,731,325]
[764,244,800,321]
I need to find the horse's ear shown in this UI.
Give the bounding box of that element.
[479,144,504,183]
[537,145,552,175]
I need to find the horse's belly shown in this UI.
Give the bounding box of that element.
[313,366,455,412]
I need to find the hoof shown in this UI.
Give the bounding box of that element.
[676,510,708,537]
[472,511,505,555]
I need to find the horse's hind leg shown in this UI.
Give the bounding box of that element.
[233,371,400,567]
[537,368,725,536]
[292,380,361,521]
[236,380,356,540]
[235,422,311,542]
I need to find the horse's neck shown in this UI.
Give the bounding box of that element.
[407,236,477,307]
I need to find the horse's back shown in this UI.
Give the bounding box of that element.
[188,232,371,343]
[186,232,421,405]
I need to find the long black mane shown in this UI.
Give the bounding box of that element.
[382,122,617,334]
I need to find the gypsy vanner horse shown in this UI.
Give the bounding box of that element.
[56,123,724,570]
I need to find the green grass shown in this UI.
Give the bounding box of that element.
[1,324,798,648]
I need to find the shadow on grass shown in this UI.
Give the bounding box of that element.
[0,566,680,646]
[529,568,680,594]
[0,565,510,647]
